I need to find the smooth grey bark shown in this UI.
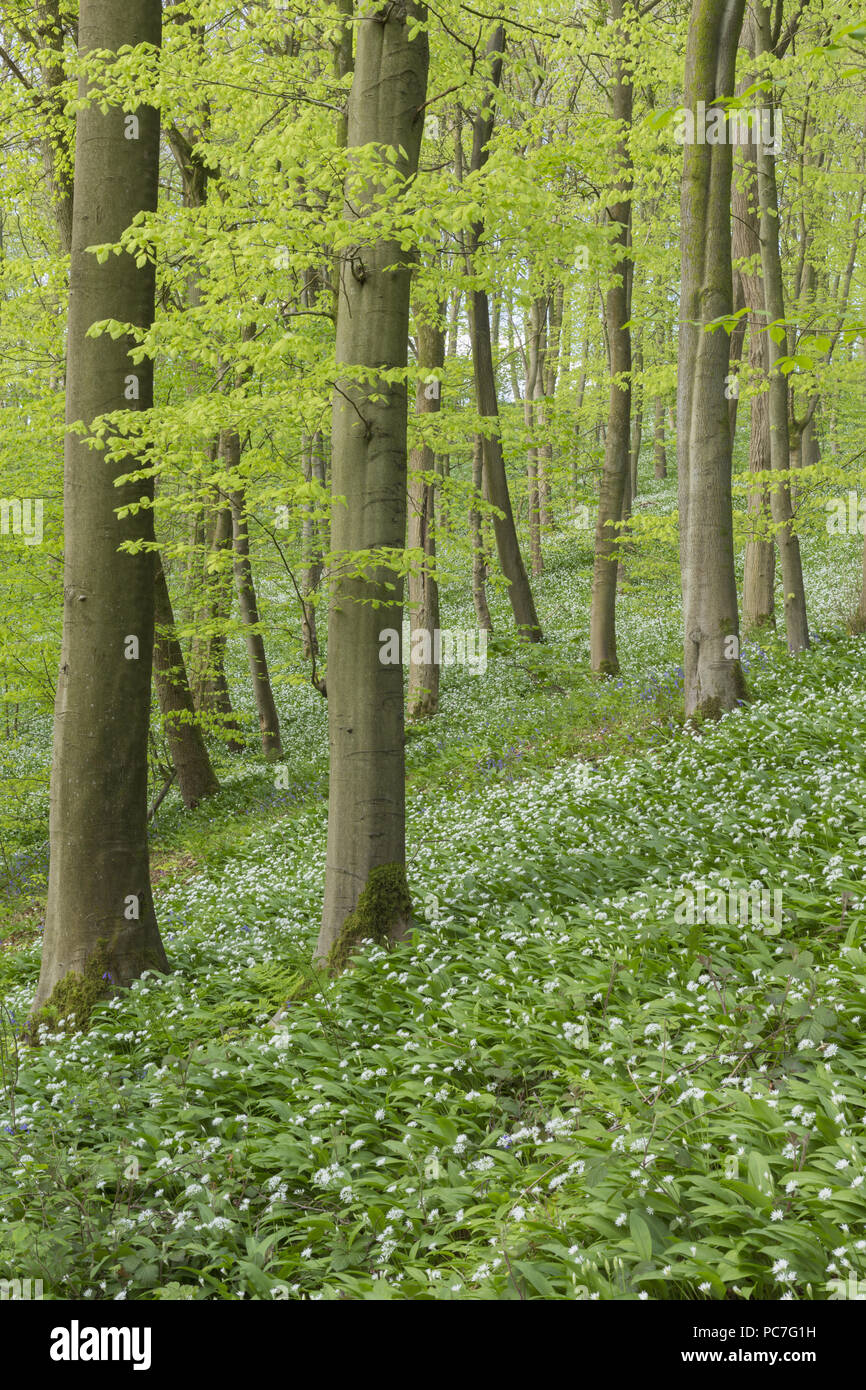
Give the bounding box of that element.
[431,286,461,532]
[315,0,429,967]
[653,396,667,478]
[28,4,214,771]
[190,482,243,748]
[300,428,327,662]
[629,335,643,504]
[572,334,590,505]
[167,112,244,746]
[590,0,632,675]
[742,383,776,632]
[32,0,169,1019]
[525,295,546,577]
[469,434,493,632]
[754,0,809,652]
[539,281,563,530]
[506,301,523,405]
[407,308,444,720]
[153,557,220,808]
[677,0,748,718]
[30,0,209,772]
[464,27,542,641]
[858,338,866,627]
[732,111,775,632]
[727,270,747,439]
[224,427,283,761]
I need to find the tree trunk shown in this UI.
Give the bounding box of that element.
[572,335,589,505]
[590,0,632,676]
[677,0,748,718]
[537,287,556,532]
[301,429,327,662]
[525,295,546,577]
[653,396,667,478]
[407,308,444,720]
[190,484,243,748]
[538,281,562,530]
[315,0,429,968]
[225,433,283,760]
[34,0,74,255]
[153,557,220,808]
[629,336,643,501]
[742,385,776,632]
[754,1,809,652]
[31,0,169,1020]
[802,414,820,469]
[727,269,747,439]
[470,435,493,632]
[857,338,866,627]
[732,100,775,632]
[465,27,542,641]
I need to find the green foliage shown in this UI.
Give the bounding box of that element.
[1,0,866,1305]
[2,583,866,1298]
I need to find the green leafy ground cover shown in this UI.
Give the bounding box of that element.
[1,490,865,1300]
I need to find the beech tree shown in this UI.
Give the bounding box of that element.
[463,26,542,643]
[31,0,168,1019]
[590,0,634,676]
[315,0,429,968]
[677,0,748,718]
[407,297,444,721]
[753,0,809,653]
[732,73,775,634]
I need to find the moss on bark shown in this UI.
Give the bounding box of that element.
[328,863,412,974]
[28,939,115,1037]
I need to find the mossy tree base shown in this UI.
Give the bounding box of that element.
[26,937,165,1041]
[328,863,412,975]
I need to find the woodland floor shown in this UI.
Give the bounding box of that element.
[2,478,866,1299]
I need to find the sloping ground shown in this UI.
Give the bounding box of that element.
[1,632,865,1300]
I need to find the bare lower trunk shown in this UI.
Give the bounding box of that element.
[590,6,632,675]
[742,392,775,631]
[316,1,429,967]
[301,430,327,661]
[755,1,809,652]
[227,446,283,761]
[525,295,546,577]
[407,309,443,720]
[857,341,866,625]
[733,106,775,634]
[190,485,243,750]
[470,435,493,632]
[629,337,642,501]
[465,28,542,641]
[653,397,667,478]
[153,557,220,808]
[32,0,169,1021]
[677,0,748,718]
[727,270,747,439]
